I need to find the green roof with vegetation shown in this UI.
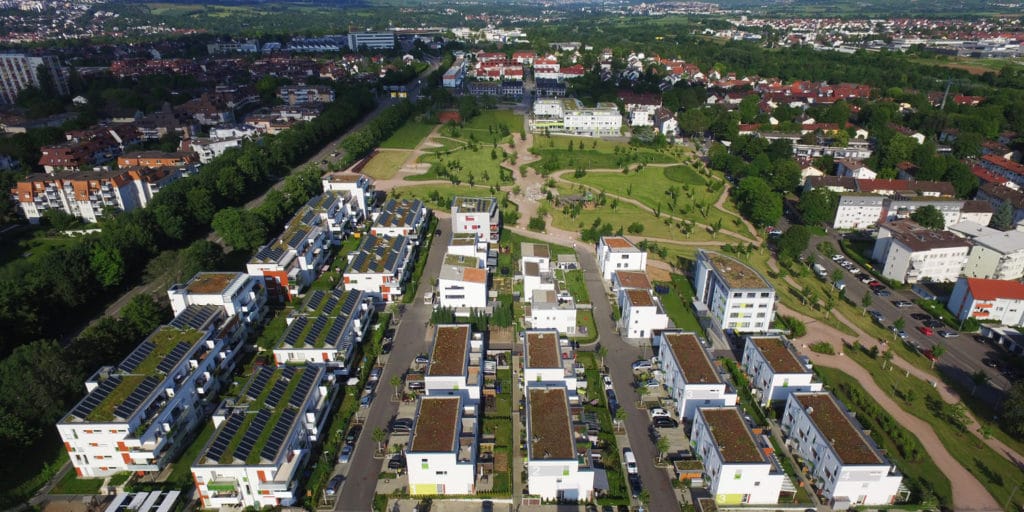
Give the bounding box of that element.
[274,289,367,349]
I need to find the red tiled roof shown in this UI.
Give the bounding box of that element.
[966,278,1024,301]
[982,155,1024,177]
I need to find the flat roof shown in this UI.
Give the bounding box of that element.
[185,272,239,295]
[522,243,550,259]
[614,271,651,290]
[374,198,423,229]
[699,408,764,463]
[527,387,574,460]
[427,325,470,377]
[882,220,971,252]
[345,234,407,274]
[410,397,460,453]
[452,196,496,213]
[525,331,561,369]
[601,236,637,251]
[275,289,367,350]
[625,289,655,307]
[792,393,883,465]
[663,331,720,384]
[750,336,807,374]
[701,250,771,290]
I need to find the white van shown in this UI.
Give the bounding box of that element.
[623,448,638,474]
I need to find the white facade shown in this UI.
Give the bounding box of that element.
[782,393,903,507]
[523,330,577,391]
[836,160,877,180]
[451,196,500,243]
[694,250,776,333]
[949,222,1024,280]
[833,195,884,229]
[272,289,373,372]
[321,172,375,219]
[596,236,647,280]
[872,221,970,284]
[191,138,243,164]
[740,335,821,406]
[564,104,622,136]
[168,272,267,330]
[247,205,334,301]
[948,277,1024,326]
[657,331,737,422]
[407,396,477,496]
[347,31,395,50]
[620,289,669,339]
[527,290,578,335]
[691,407,785,505]
[526,387,595,502]
[522,260,557,303]
[438,253,488,310]
[447,233,488,261]
[343,234,414,303]
[424,325,483,404]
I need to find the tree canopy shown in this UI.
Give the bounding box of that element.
[910,205,946,230]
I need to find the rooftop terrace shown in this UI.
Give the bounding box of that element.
[184,272,239,295]
[452,196,497,214]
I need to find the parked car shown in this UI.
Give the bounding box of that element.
[345,425,362,444]
[391,418,414,434]
[639,379,660,389]
[631,360,653,371]
[380,342,392,355]
[893,300,913,308]
[831,254,845,261]
[369,367,382,382]
[628,474,642,498]
[360,393,374,407]
[650,407,670,418]
[911,313,932,321]
[653,416,679,428]
[623,448,638,474]
[869,311,885,322]
[325,475,343,496]
[939,330,959,338]
[388,455,406,470]
[868,280,882,288]
[603,375,613,390]
[896,330,909,340]
[414,355,429,365]
[918,326,934,336]
[338,444,353,463]
[859,274,873,284]
[364,380,376,393]
[924,319,945,328]
[874,289,891,297]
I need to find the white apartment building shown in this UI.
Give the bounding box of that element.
[948,277,1024,326]
[307,192,362,241]
[527,290,578,335]
[782,393,904,507]
[424,325,483,404]
[521,242,551,270]
[168,272,268,331]
[210,125,259,140]
[451,196,500,243]
[321,172,375,219]
[657,331,737,422]
[247,205,334,302]
[596,236,647,280]
[694,250,777,333]
[343,234,413,303]
[0,53,68,104]
[619,289,669,340]
[522,259,557,303]
[691,407,785,505]
[437,253,489,310]
[447,232,488,261]
[191,366,333,508]
[526,387,596,502]
[276,85,335,105]
[272,289,373,372]
[59,319,243,477]
[523,330,577,391]
[833,195,885,229]
[611,270,652,297]
[741,335,821,406]
[347,31,396,50]
[531,98,622,136]
[371,198,429,242]
[189,138,243,164]
[836,160,877,180]
[949,221,1024,280]
[407,396,477,495]
[872,220,971,283]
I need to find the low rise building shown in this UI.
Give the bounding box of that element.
[272,289,373,371]
[525,387,596,501]
[611,270,652,297]
[781,393,904,507]
[523,330,577,391]
[437,253,488,310]
[596,236,647,280]
[740,335,821,406]
[691,407,785,505]
[657,330,737,422]
[694,250,776,333]
[522,259,557,303]
[948,277,1024,326]
[526,289,578,335]
[948,221,1024,280]
[531,98,622,136]
[277,85,335,105]
[371,198,429,242]
[343,234,413,303]
[447,232,489,261]
[977,183,1024,226]
[168,272,267,331]
[424,325,483,404]
[407,396,477,495]
[451,196,500,244]
[321,172,374,219]
[619,288,669,340]
[247,205,333,301]
[872,219,971,283]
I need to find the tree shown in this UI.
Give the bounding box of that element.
[90,242,126,287]
[212,208,268,250]
[798,188,839,226]
[120,295,168,335]
[733,177,782,227]
[930,343,946,369]
[952,132,984,159]
[910,205,945,230]
[527,216,546,232]
[861,292,872,313]
[990,203,1015,231]
[627,222,644,234]
[373,427,387,455]
[776,226,811,261]
[656,435,670,464]
[41,209,81,231]
[391,375,403,399]
[597,345,608,368]
[881,349,894,371]
[635,386,648,406]
[615,408,627,432]
[1001,381,1024,437]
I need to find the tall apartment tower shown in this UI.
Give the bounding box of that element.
[0,54,69,104]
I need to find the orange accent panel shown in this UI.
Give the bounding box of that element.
[257,470,267,483]
[122,453,132,463]
[64,442,73,452]
[117,441,128,452]
[76,467,83,477]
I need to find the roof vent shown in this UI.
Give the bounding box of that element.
[806,406,814,415]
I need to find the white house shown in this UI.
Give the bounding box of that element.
[407,396,478,496]
[948,277,1024,326]
[321,172,375,219]
[438,253,489,310]
[246,205,334,302]
[526,387,596,501]
[657,330,737,422]
[871,220,971,283]
[527,290,578,335]
[833,195,885,230]
[343,234,414,303]
[741,335,821,406]
[523,330,577,391]
[596,236,647,280]
[521,242,551,270]
[424,325,483,404]
[782,393,904,507]
[611,270,652,297]
[372,198,429,242]
[451,196,501,244]
[191,366,332,508]
[522,259,557,303]
[168,272,267,331]
[619,289,669,340]
[306,192,362,241]
[691,407,785,505]
[272,289,373,373]
[836,160,877,180]
[693,250,777,333]
[447,232,488,261]
[949,221,1024,280]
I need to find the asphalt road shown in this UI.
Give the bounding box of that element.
[333,220,450,512]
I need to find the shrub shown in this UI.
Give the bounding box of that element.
[809,341,835,355]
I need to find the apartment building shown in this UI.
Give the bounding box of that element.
[306,192,361,241]
[522,330,578,391]
[980,154,1024,189]
[596,236,647,280]
[272,289,373,372]
[531,98,622,136]
[407,396,477,495]
[525,387,596,501]
[371,198,429,242]
[832,195,978,230]
[347,31,395,50]
[522,257,557,303]
[424,325,483,404]
[872,219,971,283]
[437,253,489,310]
[782,393,904,507]
[0,53,68,104]
[451,196,501,243]
[276,85,335,105]
[657,331,737,422]
[321,172,374,219]
[836,160,877,180]
[59,320,243,477]
[521,242,551,270]
[694,250,777,333]
[191,365,332,508]
[447,232,489,261]
[948,277,1024,326]
[526,289,578,335]
[949,221,1024,280]
[168,272,268,331]
[741,335,821,406]
[611,270,652,297]
[117,151,198,170]
[691,407,785,505]
[247,205,333,301]
[619,289,669,340]
[343,234,413,303]
[977,183,1024,226]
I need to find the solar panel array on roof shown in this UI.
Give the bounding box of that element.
[286,227,309,249]
[113,376,160,420]
[70,376,122,420]
[325,319,345,348]
[246,367,272,400]
[300,209,318,225]
[264,376,289,409]
[234,409,271,461]
[307,316,328,344]
[322,293,340,315]
[168,305,220,330]
[155,342,191,374]
[254,246,284,263]
[282,317,308,347]
[340,291,359,317]
[206,412,244,462]
[260,408,296,462]
[289,369,317,409]
[120,342,155,373]
[305,290,326,312]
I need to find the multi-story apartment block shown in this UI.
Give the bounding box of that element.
[527,289,578,335]
[619,288,669,340]
[371,198,429,242]
[522,258,557,303]
[611,270,652,296]
[451,196,501,243]
[741,335,821,406]
[596,236,647,280]
[437,253,488,310]
[0,53,68,104]
[272,289,373,371]
[781,393,904,507]
[657,331,737,422]
[306,192,361,242]
[531,98,622,136]
[276,85,335,105]
[523,330,578,391]
[447,232,489,261]
[342,234,413,303]
[948,277,1024,326]
[191,365,333,508]
[977,183,1024,226]
[949,221,1024,280]
[424,325,483,404]
[980,154,1024,189]
[872,219,971,283]
[58,319,243,477]
[694,250,776,333]
[347,31,396,50]
[321,172,375,219]
[168,272,268,331]
[407,396,477,495]
[691,407,785,505]
[117,151,199,170]
[247,205,333,301]
[526,387,596,501]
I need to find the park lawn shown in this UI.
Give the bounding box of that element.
[412,146,510,186]
[463,110,523,133]
[391,184,510,208]
[0,228,93,270]
[530,146,677,173]
[51,470,103,494]
[380,121,437,149]
[424,136,466,152]
[656,274,705,336]
[361,150,410,180]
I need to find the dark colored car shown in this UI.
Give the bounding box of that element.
[325,475,343,496]
[911,313,932,321]
[628,474,642,498]
[653,416,679,428]
[924,319,945,328]
[345,425,362,444]
[387,455,406,470]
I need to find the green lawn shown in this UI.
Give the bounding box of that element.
[361,150,410,180]
[166,419,215,487]
[655,274,704,336]
[51,470,103,495]
[530,142,678,174]
[412,145,512,186]
[548,191,726,244]
[380,121,436,149]
[464,110,523,132]
[0,227,93,272]
[559,269,589,303]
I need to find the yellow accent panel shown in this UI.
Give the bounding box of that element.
[411,483,436,496]
[716,494,743,505]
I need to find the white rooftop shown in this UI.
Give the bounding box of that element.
[949,221,1024,254]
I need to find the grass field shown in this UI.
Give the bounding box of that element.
[361,150,410,180]
[463,110,523,134]
[657,274,704,335]
[380,121,436,149]
[0,227,93,270]
[530,138,678,173]
[51,471,103,495]
[412,148,510,186]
